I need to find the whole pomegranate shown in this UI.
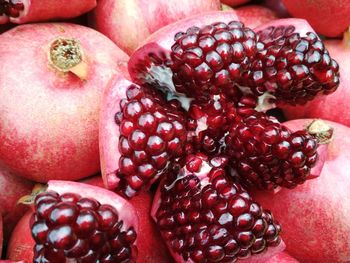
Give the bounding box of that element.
[253,119,350,262]
[7,181,138,262]
[89,0,221,54]
[282,0,350,37]
[0,161,33,241]
[0,23,129,182]
[0,0,96,24]
[282,37,350,126]
[235,5,278,30]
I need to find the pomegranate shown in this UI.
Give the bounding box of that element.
[8,180,139,262]
[82,176,174,262]
[282,37,350,127]
[282,0,350,37]
[0,23,129,182]
[0,0,96,24]
[90,0,221,54]
[253,119,350,262]
[221,0,250,7]
[0,161,33,241]
[152,153,285,263]
[262,0,289,18]
[235,5,278,29]
[129,18,339,108]
[265,252,299,263]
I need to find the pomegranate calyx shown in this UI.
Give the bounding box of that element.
[17,184,47,205]
[49,37,88,80]
[306,119,334,144]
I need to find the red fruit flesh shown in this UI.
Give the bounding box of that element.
[282,0,350,37]
[252,119,350,262]
[253,19,339,106]
[152,154,285,263]
[0,0,96,24]
[224,114,326,190]
[100,74,187,198]
[130,17,339,108]
[9,181,139,262]
[282,38,350,126]
[90,0,221,54]
[0,23,129,182]
[235,5,278,29]
[0,162,33,241]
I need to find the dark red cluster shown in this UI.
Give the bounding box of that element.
[114,84,187,198]
[156,154,281,263]
[31,191,137,263]
[0,0,24,17]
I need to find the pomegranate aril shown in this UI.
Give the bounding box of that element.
[114,84,187,198]
[154,154,281,263]
[0,0,24,18]
[31,191,137,262]
[224,111,319,190]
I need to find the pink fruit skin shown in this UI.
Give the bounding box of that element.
[0,162,33,241]
[265,252,299,263]
[282,0,350,37]
[90,0,221,54]
[221,0,250,7]
[281,40,350,126]
[1,0,96,24]
[252,119,350,262]
[235,5,278,29]
[0,23,129,183]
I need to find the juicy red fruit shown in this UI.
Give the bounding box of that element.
[114,84,187,198]
[154,154,282,262]
[0,0,24,18]
[32,191,137,262]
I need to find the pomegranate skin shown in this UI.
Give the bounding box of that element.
[0,162,33,241]
[0,23,129,182]
[221,0,250,7]
[265,252,299,263]
[235,5,278,32]
[0,0,96,25]
[282,0,350,37]
[252,119,350,262]
[90,0,221,54]
[282,40,350,126]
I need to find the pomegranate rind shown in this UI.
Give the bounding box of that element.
[48,180,139,235]
[5,0,97,24]
[99,74,130,190]
[235,5,278,29]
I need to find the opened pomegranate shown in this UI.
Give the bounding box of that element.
[152,153,285,263]
[100,74,188,198]
[282,0,350,37]
[90,0,221,54]
[129,17,339,108]
[253,119,350,262]
[282,36,350,127]
[8,181,139,262]
[0,161,33,241]
[0,0,96,24]
[0,23,129,182]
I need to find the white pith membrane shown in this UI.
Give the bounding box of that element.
[0,0,28,23]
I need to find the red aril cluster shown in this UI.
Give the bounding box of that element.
[153,153,283,263]
[0,0,24,18]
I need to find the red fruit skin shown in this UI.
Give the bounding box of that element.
[281,40,350,126]
[6,211,34,262]
[0,23,129,183]
[235,5,278,29]
[0,0,96,24]
[252,119,350,262]
[262,0,289,18]
[90,0,221,54]
[0,162,33,241]
[282,0,350,37]
[221,0,250,7]
[82,176,173,263]
[265,252,299,263]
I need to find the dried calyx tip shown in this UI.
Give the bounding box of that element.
[49,37,88,80]
[306,119,334,144]
[17,184,47,205]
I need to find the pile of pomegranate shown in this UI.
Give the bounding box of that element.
[1,0,350,262]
